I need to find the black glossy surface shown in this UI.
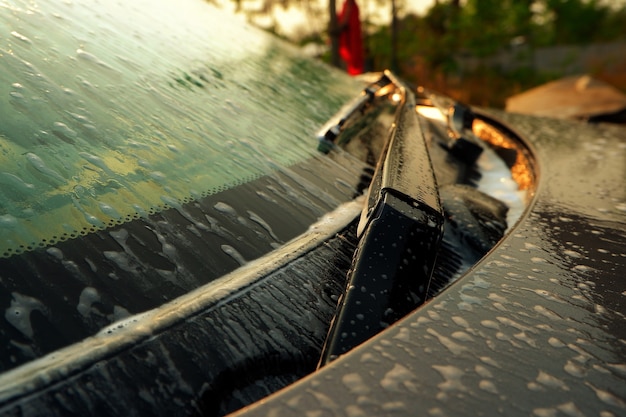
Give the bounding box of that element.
[320,191,442,364]
[0,218,360,417]
[320,79,445,365]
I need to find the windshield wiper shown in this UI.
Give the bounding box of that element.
[318,71,444,366]
[317,73,396,154]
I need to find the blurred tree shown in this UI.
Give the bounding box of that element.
[223,0,353,69]
[391,0,399,71]
[453,0,536,55]
[542,0,613,44]
[369,0,625,105]
[329,0,340,66]
[218,0,625,78]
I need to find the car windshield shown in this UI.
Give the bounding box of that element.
[0,0,367,371]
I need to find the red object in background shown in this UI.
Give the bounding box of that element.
[338,0,364,75]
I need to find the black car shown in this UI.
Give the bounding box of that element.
[0,1,624,416]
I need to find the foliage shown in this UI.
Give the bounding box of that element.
[217,0,626,106]
[383,0,626,106]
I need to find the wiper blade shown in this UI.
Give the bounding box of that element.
[319,71,444,366]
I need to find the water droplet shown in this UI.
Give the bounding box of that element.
[451,331,474,342]
[221,244,246,265]
[10,31,32,44]
[475,365,493,378]
[432,365,465,392]
[76,48,114,70]
[132,204,148,218]
[84,212,105,228]
[380,364,417,393]
[478,379,498,394]
[46,247,64,260]
[0,214,18,229]
[103,251,135,272]
[533,305,562,321]
[427,407,447,417]
[393,327,410,342]
[150,171,167,183]
[481,320,499,330]
[4,293,47,339]
[480,356,500,368]
[548,337,565,348]
[382,401,406,412]
[77,287,101,317]
[99,203,121,220]
[0,172,34,196]
[586,382,626,409]
[26,153,65,183]
[427,310,441,321]
[524,242,540,250]
[451,316,469,329]
[214,201,237,216]
[427,329,466,355]
[342,373,370,395]
[564,360,586,378]
[79,152,112,172]
[52,121,77,142]
[248,210,279,241]
[536,370,569,391]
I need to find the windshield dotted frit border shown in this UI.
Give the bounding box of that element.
[1,173,262,259]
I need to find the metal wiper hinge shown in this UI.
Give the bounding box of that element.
[418,87,484,164]
[319,71,444,366]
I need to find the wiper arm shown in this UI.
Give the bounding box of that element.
[417,88,485,164]
[419,88,519,168]
[317,74,396,153]
[319,71,444,366]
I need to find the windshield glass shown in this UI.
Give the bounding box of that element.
[0,0,362,256]
[0,0,366,371]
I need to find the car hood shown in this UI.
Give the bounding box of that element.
[237,111,626,417]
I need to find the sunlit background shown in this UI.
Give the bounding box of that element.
[211,0,626,109]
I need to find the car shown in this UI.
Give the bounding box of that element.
[0,0,625,416]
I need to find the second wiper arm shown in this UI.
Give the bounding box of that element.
[319,71,444,366]
[317,73,395,153]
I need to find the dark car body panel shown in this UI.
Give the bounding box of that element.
[236,112,626,416]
